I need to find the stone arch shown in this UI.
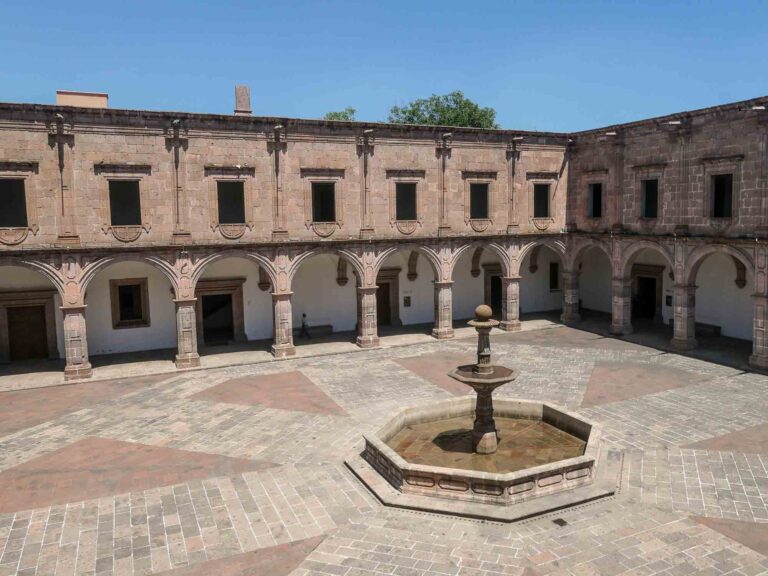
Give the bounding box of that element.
[515,238,566,275]
[0,256,66,298]
[567,238,612,271]
[80,254,180,297]
[684,243,754,287]
[374,244,442,282]
[287,247,366,288]
[191,250,279,293]
[620,240,675,280]
[450,241,511,278]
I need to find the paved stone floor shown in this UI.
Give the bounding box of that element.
[0,324,767,575]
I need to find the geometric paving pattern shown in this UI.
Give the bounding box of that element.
[0,437,275,514]
[1,325,768,575]
[581,360,712,407]
[190,370,347,416]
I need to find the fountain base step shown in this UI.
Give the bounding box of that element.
[345,447,623,523]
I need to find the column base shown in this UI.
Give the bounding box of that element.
[64,363,92,381]
[499,320,521,332]
[175,353,201,369]
[609,323,632,336]
[748,354,768,371]
[271,343,296,358]
[560,311,581,325]
[431,327,454,339]
[670,337,698,351]
[355,336,380,349]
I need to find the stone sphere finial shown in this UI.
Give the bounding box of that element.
[475,304,493,322]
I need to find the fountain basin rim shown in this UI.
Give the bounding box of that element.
[448,365,517,386]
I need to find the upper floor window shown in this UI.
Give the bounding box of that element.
[312,182,336,222]
[587,183,602,218]
[395,182,417,221]
[712,173,733,218]
[217,181,246,224]
[108,180,142,226]
[533,183,550,218]
[469,183,489,219]
[0,179,28,228]
[641,179,658,218]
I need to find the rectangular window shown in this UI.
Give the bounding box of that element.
[108,180,142,226]
[534,183,550,218]
[312,182,336,222]
[110,278,149,329]
[0,179,28,227]
[395,182,417,221]
[587,183,602,218]
[217,181,246,224]
[641,179,659,218]
[712,174,733,218]
[549,261,560,291]
[469,183,489,219]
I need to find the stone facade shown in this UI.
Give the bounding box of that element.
[0,95,767,380]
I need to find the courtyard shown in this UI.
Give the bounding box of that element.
[0,321,766,575]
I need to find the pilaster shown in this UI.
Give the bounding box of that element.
[560,270,581,324]
[609,277,633,335]
[499,275,521,332]
[356,286,379,348]
[174,298,200,369]
[749,293,768,370]
[271,292,295,357]
[670,284,698,350]
[61,305,92,380]
[432,281,454,339]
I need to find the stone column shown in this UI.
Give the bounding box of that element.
[174,299,200,369]
[560,271,581,324]
[271,292,295,357]
[749,294,768,370]
[670,284,697,350]
[499,276,521,332]
[356,286,379,348]
[609,277,633,335]
[432,281,454,339]
[61,306,92,380]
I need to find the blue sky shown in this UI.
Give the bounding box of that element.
[1,0,765,132]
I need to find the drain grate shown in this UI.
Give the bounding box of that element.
[552,518,568,527]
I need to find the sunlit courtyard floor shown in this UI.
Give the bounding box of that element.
[0,320,767,574]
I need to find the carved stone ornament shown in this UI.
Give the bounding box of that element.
[395,220,418,235]
[216,223,248,240]
[310,222,337,238]
[0,227,30,246]
[531,218,553,231]
[102,224,151,243]
[469,219,491,232]
[709,218,733,234]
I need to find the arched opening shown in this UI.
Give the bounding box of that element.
[519,244,564,321]
[622,246,674,335]
[689,251,753,353]
[452,246,505,321]
[195,256,273,352]
[574,245,612,327]
[0,265,64,376]
[291,252,357,345]
[375,248,437,335]
[84,261,176,361]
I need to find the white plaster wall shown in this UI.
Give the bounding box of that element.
[200,258,273,341]
[632,250,674,325]
[292,254,357,332]
[519,248,563,313]
[378,251,435,325]
[578,249,612,313]
[694,253,752,341]
[452,248,502,320]
[0,266,65,358]
[85,262,177,355]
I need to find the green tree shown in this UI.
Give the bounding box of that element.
[388,91,498,129]
[323,107,357,121]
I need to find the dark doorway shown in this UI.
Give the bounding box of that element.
[377,282,392,326]
[201,294,234,344]
[490,275,502,315]
[8,306,48,360]
[634,277,657,319]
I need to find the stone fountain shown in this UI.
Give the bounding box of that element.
[448,304,517,454]
[346,304,621,522]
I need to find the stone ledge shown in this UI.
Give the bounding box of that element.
[345,446,623,523]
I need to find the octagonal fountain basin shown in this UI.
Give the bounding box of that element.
[358,397,603,507]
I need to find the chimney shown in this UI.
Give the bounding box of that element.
[234,85,251,116]
[56,90,109,108]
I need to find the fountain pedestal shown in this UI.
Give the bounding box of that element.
[448,305,517,454]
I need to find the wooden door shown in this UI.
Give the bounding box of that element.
[8,306,48,360]
[377,282,391,326]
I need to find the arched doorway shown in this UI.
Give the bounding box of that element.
[375,249,436,334]
[519,244,564,320]
[619,245,674,335]
[574,244,612,325]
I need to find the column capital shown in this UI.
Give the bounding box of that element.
[433,280,454,287]
[271,291,294,300]
[501,275,521,282]
[173,298,197,306]
[60,304,87,314]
